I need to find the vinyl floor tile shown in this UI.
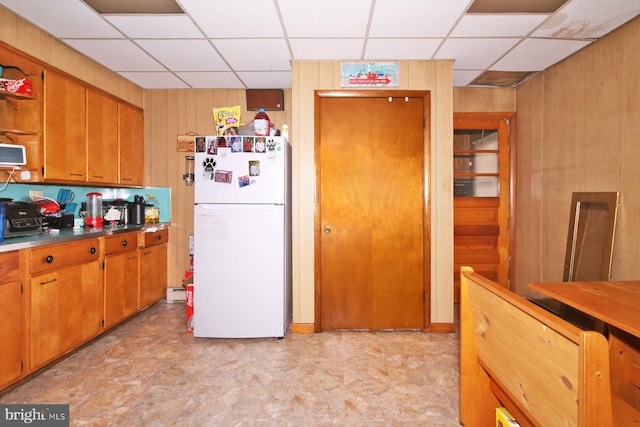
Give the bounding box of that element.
[1,303,460,426]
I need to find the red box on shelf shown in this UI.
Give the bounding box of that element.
[0,78,32,96]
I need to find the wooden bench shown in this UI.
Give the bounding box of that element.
[459,266,640,426]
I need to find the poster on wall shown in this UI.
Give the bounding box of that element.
[340,62,399,88]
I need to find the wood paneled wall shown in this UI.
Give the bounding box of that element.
[515,16,640,297]
[0,6,142,107]
[143,90,292,287]
[292,60,454,326]
[453,87,515,112]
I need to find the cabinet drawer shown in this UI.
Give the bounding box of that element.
[30,238,101,275]
[0,251,20,283]
[104,232,138,255]
[141,228,168,248]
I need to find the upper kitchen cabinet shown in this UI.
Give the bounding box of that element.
[119,102,144,187]
[0,42,43,183]
[43,69,87,183]
[0,41,145,187]
[87,89,118,184]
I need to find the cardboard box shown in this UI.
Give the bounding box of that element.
[496,407,520,427]
[0,78,32,96]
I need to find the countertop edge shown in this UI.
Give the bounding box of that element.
[0,223,170,252]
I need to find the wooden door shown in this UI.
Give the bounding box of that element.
[0,251,22,389]
[104,251,139,328]
[0,280,21,388]
[119,103,144,186]
[30,260,103,370]
[453,114,514,302]
[87,88,118,184]
[43,70,87,182]
[139,243,167,309]
[317,92,429,330]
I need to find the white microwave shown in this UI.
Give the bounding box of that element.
[0,143,27,167]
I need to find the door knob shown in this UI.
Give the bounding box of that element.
[324,225,332,234]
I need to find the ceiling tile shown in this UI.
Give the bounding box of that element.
[279,0,371,37]
[533,0,640,39]
[370,0,471,37]
[364,39,442,60]
[453,69,484,86]
[117,71,190,89]
[179,0,283,38]
[175,72,245,89]
[0,0,122,38]
[104,15,203,38]
[290,39,364,60]
[0,0,637,90]
[236,71,292,89]
[435,38,521,69]
[63,39,165,71]
[491,38,591,71]
[136,39,229,71]
[213,39,291,71]
[451,14,549,37]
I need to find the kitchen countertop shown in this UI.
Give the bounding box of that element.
[0,223,169,253]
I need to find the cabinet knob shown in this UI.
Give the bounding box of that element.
[90,247,96,254]
[45,255,54,264]
[122,240,128,247]
[156,235,162,241]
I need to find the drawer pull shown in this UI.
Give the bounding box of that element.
[90,247,96,254]
[45,255,54,264]
[122,240,128,247]
[40,278,58,285]
[156,235,162,241]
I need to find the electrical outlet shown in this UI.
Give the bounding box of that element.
[29,190,43,200]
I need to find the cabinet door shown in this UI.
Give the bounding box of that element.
[139,244,167,309]
[87,89,118,184]
[0,251,22,389]
[0,280,22,389]
[31,260,102,370]
[104,251,139,329]
[119,103,144,186]
[44,70,87,182]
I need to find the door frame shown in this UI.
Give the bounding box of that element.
[313,90,432,332]
[453,112,517,292]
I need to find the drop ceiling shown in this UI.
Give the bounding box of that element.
[0,0,638,89]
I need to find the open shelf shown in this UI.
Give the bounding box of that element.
[0,90,33,101]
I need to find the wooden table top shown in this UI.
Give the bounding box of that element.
[529,280,640,338]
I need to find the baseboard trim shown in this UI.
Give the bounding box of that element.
[424,323,455,333]
[291,323,315,334]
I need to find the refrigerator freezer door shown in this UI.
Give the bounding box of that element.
[193,203,286,338]
[194,136,286,205]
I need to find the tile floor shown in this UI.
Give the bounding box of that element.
[1,303,460,426]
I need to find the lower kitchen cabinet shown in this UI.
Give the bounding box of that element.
[1,227,170,392]
[0,250,24,389]
[139,228,168,309]
[104,232,139,329]
[29,238,103,370]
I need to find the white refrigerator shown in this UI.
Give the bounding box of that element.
[193,135,291,338]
